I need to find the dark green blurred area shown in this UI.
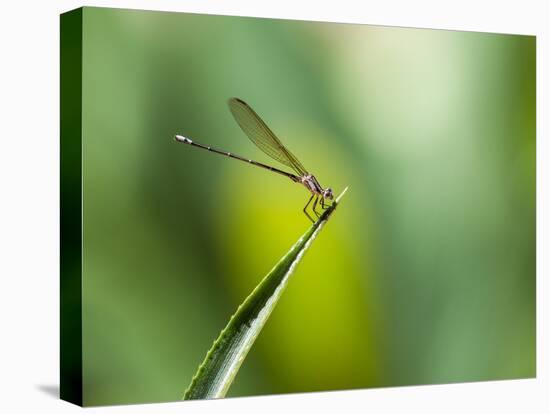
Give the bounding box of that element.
[78,7,535,406]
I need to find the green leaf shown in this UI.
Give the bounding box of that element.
[183,187,349,400]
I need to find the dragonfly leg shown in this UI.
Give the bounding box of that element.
[303,194,315,223]
[312,196,321,217]
[321,198,331,210]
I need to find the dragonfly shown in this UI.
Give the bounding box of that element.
[174,98,334,222]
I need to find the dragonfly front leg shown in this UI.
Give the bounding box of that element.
[320,198,332,210]
[312,196,321,217]
[303,194,315,223]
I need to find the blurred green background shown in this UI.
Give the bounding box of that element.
[78,7,535,406]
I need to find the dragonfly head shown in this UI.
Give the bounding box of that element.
[322,188,334,200]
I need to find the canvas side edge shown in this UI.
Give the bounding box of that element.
[60,7,83,407]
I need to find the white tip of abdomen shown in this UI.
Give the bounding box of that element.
[175,135,193,144]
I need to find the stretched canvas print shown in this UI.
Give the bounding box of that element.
[60,6,536,407]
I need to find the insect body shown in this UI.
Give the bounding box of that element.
[175,98,334,222]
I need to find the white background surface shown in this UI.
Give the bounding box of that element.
[0,1,546,412]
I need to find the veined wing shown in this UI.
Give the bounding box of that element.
[228,98,308,176]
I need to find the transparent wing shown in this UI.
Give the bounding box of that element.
[228,98,308,176]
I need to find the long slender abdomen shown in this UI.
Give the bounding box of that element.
[175,134,300,182]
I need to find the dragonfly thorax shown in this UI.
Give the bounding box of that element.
[301,174,331,198]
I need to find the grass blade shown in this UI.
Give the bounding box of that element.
[183,187,349,400]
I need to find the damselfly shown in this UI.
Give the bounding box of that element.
[175,98,334,222]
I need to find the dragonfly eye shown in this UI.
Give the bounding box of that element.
[323,188,334,200]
